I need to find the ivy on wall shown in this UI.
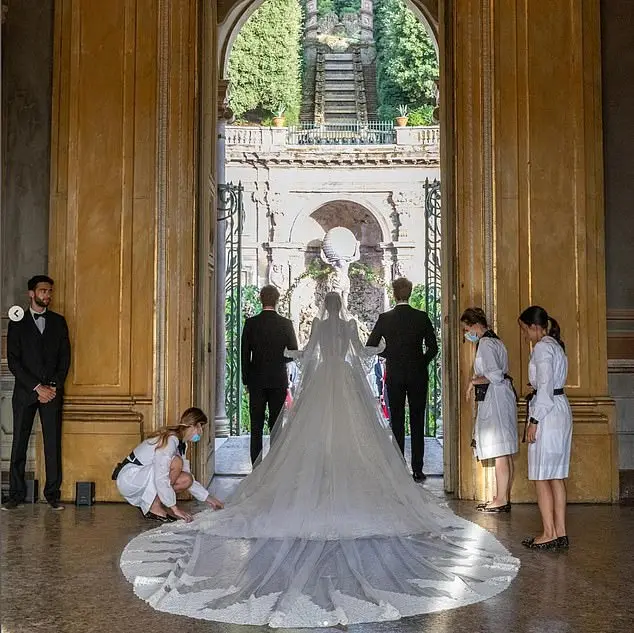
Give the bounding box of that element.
[374,0,439,122]
[227,0,304,124]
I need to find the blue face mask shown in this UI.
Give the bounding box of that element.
[464,331,479,343]
[191,433,201,443]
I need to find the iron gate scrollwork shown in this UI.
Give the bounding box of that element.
[218,182,244,436]
[424,178,442,437]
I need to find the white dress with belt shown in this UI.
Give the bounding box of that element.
[527,336,573,480]
[116,436,209,514]
[473,337,518,460]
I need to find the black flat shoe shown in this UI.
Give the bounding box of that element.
[476,501,490,509]
[413,472,427,482]
[556,536,570,549]
[528,538,559,551]
[478,503,511,513]
[164,514,178,522]
[521,537,535,547]
[145,511,170,522]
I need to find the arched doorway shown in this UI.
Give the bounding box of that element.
[204,0,459,490]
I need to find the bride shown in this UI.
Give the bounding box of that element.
[120,292,519,627]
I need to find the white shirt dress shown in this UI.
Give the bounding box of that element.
[116,435,209,514]
[473,337,519,460]
[527,336,573,480]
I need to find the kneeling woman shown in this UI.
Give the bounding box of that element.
[519,306,572,550]
[461,308,518,512]
[114,407,223,522]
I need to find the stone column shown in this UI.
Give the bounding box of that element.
[213,80,232,438]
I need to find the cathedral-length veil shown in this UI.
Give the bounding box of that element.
[120,292,519,628]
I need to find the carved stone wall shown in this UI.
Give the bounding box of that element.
[226,149,440,335]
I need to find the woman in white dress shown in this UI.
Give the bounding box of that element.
[114,407,224,522]
[461,308,518,512]
[119,293,519,627]
[518,306,572,551]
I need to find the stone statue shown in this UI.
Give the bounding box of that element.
[266,191,284,242]
[267,261,287,291]
[320,227,361,307]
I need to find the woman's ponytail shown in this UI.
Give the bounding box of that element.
[547,316,565,351]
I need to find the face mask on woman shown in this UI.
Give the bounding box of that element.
[190,433,201,443]
[464,331,479,344]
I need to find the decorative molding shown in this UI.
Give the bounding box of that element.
[226,152,440,167]
[154,0,170,429]
[481,0,495,319]
[608,359,634,374]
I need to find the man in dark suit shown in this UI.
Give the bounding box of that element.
[367,277,438,481]
[3,275,71,510]
[241,285,298,465]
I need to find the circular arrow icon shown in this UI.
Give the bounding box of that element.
[8,305,25,322]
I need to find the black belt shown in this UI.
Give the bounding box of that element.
[475,374,518,402]
[111,451,142,480]
[522,388,565,442]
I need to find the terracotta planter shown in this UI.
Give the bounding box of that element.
[272,116,286,128]
[395,116,409,127]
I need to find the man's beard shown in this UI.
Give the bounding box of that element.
[34,297,49,309]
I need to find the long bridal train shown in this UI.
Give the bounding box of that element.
[120,295,519,627]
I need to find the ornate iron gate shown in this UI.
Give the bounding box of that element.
[218,182,244,436]
[424,178,442,437]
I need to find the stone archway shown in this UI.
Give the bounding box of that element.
[288,200,389,342]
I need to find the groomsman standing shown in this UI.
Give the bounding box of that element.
[367,277,438,481]
[2,275,71,510]
[241,285,298,465]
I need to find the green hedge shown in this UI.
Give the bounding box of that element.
[374,0,438,122]
[227,0,303,124]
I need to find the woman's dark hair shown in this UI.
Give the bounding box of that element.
[460,307,489,328]
[519,305,565,350]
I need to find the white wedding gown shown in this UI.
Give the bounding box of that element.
[120,298,520,627]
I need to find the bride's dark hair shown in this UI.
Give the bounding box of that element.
[324,292,342,316]
[519,305,565,351]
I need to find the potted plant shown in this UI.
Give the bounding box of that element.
[395,104,409,127]
[272,105,286,127]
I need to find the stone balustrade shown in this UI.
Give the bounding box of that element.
[225,124,441,149]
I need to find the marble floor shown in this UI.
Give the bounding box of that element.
[1,479,633,633]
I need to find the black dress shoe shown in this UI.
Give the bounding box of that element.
[521,536,535,547]
[478,503,511,513]
[48,501,65,511]
[556,536,570,549]
[1,499,20,511]
[145,511,170,522]
[528,538,559,551]
[413,472,426,482]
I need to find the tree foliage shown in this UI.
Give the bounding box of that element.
[227,0,303,124]
[374,0,438,122]
[317,0,359,16]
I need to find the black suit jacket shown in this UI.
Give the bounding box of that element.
[7,310,71,404]
[366,304,438,383]
[241,310,298,389]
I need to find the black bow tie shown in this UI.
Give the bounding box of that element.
[33,312,46,320]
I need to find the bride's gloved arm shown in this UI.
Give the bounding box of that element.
[349,320,385,357]
[284,318,320,361]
